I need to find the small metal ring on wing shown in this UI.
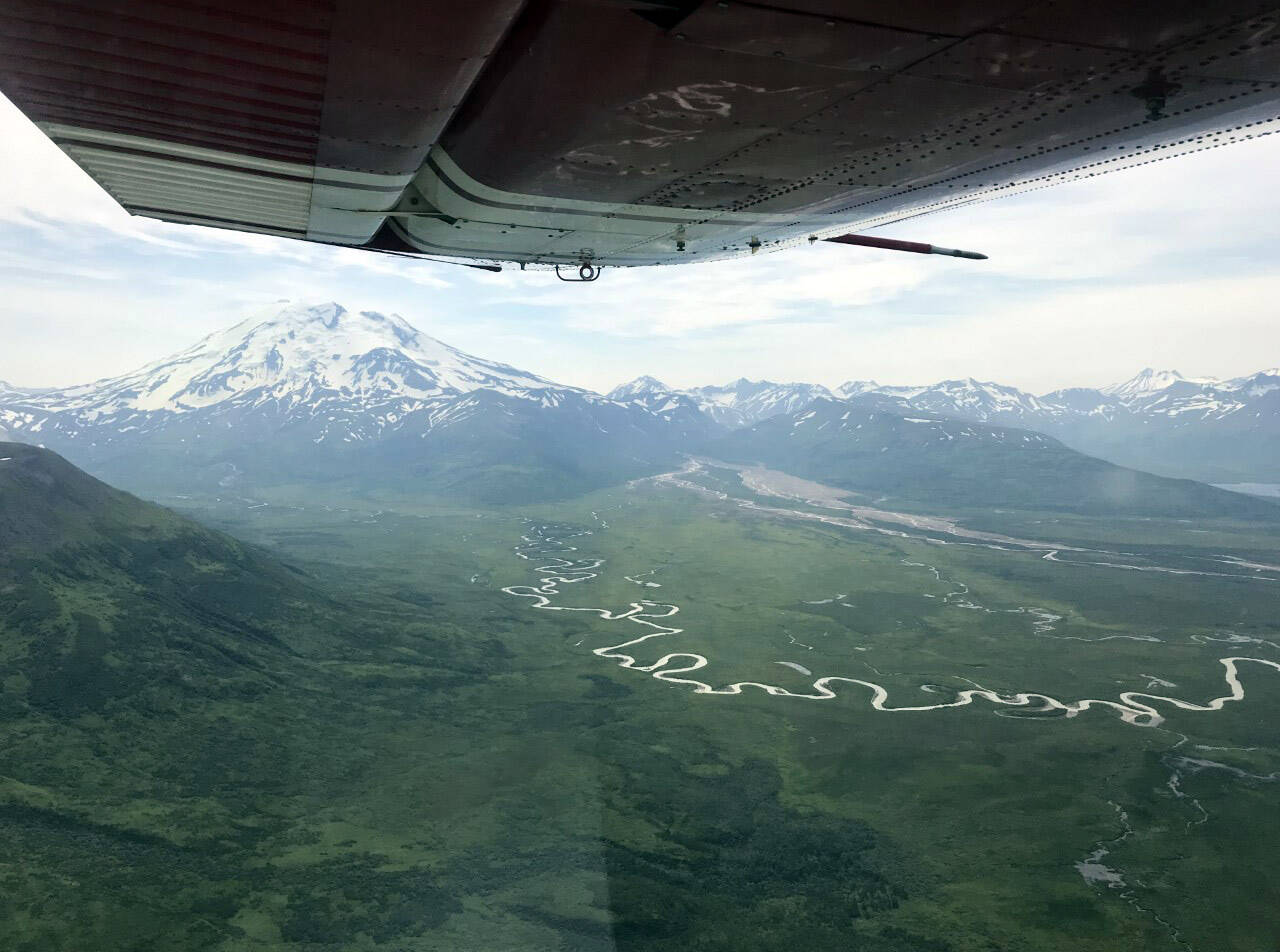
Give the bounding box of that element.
[555,263,603,282]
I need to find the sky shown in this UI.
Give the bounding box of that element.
[1,91,1278,396]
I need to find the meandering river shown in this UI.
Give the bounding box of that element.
[501,466,1280,728]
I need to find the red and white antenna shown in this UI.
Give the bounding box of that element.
[819,233,988,260]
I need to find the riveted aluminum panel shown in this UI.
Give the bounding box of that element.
[996,0,1277,52]
[675,2,943,72]
[440,1,869,207]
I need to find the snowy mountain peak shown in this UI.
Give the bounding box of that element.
[1224,367,1280,400]
[608,376,833,427]
[1102,368,1188,399]
[691,379,835,425]
[1227,367,1280,384]
[608,375,671,400]
[837,380,881,397]
[270,300,346,330]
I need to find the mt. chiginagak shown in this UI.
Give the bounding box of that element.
[0,302,1274,514]
[0,303,702,501]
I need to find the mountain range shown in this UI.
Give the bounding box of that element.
[844,368,1280,484]
[608,376,836,429]
[1,302,1274,516]
[608,367,1280,485]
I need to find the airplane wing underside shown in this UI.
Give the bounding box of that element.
[2,0,1279,269]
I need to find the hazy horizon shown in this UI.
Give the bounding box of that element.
[0,296,1271,400]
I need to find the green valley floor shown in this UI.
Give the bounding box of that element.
[3,465,1279,950]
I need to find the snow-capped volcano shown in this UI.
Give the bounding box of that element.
[0,302,603,447]
[35,302,570,418]
[0,302,694,499]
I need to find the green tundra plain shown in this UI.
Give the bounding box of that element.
[3,453,1279,951]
